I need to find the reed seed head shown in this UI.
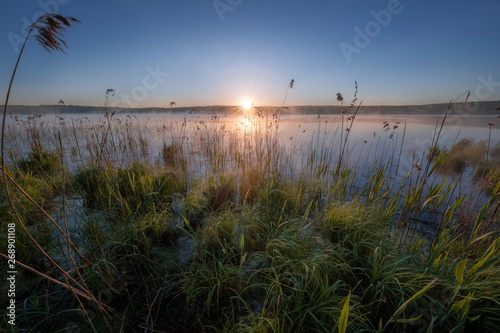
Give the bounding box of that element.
[31,14,81,53]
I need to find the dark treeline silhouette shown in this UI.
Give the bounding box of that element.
[3,100,499,116]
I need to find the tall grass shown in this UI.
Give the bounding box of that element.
[1,65,500,331]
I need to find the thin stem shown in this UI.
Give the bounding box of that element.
[1,26,34,221]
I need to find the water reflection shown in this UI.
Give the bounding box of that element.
[6,112,498,179]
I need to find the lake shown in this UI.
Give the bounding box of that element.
[5,112,499,177]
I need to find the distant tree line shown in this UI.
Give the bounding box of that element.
[2,100,499,116]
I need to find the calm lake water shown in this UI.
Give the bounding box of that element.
[279,114,499,173]
[6,112,499,178]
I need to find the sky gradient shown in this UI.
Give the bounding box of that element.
[1,0,500,108]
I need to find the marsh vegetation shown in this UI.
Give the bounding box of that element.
[1,93,499,332]
[1,12,500,332]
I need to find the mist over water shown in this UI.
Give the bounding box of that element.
[278,114,498,172]
[6,112,498,176]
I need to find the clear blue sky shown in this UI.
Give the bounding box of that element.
[1,0,500,108]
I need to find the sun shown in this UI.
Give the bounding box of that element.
[241,101,253,111]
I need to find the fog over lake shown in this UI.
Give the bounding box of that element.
[5,112,497,198]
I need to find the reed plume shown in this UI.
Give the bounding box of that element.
[31,14,81,53]
[3,13,81,180]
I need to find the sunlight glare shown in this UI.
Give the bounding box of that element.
[241,101,253,111]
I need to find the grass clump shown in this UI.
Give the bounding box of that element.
[436,138,488,174]
[0,143,64,271]
[15,143,62,177]
[318,200,387,246]
[195,210,242,262]
[239,166,264,204]
[473,162,500,194]
[204,173,237,213]
[73,161,185,220]
[176,173,237,229]
[181,254,246,328]
[162,142,186,170]
[1,143,64,224]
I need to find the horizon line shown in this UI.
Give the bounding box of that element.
[3,99,500,110]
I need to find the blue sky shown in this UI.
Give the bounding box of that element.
[1,0,500,108]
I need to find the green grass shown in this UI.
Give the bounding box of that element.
[73,161,185,220]
[435,138,488,174]
[1,105,499,332]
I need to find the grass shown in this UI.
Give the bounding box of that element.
[73,161,185,220]
[433,138,500,196]
[1,60,500,331]
[435,138,488,174]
